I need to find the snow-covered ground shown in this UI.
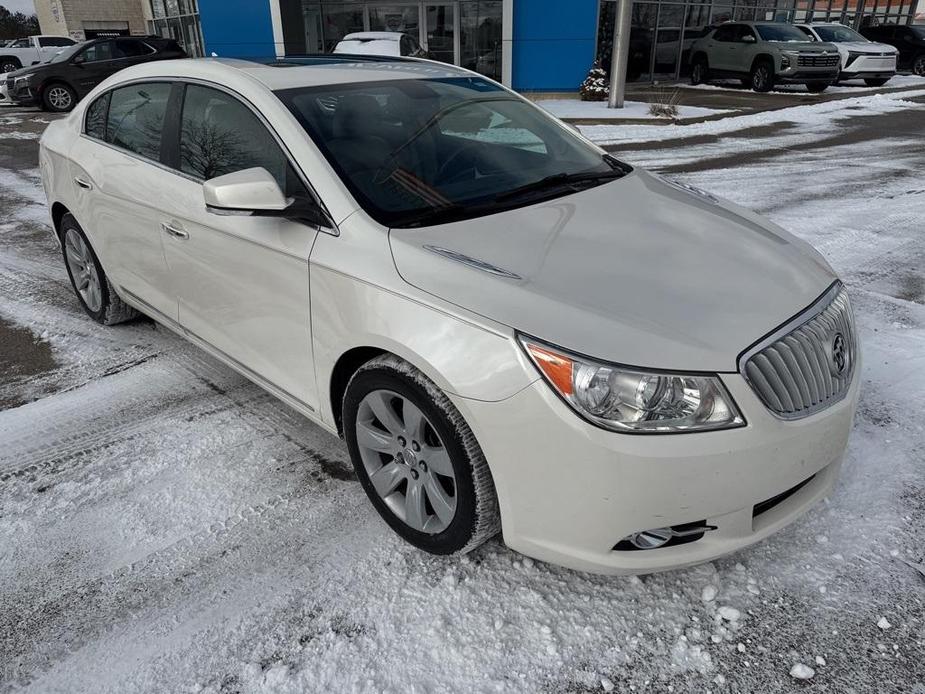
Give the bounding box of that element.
[1,99,923,693]
[535,98,730,121]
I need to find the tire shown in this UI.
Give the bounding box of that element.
[912,55,925,77]
[863,77,890,87]
[690,55,709,85]
[806,82,829,93]
[60,213,138,325]
[0,57,21,74]
[750,60,775,92]
[343,354,500,555]
[42,82,77,113]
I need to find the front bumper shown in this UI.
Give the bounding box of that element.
[777,70,839,84]
[5,78,37,105]
[456,368,858,575]
[840,54,897,79]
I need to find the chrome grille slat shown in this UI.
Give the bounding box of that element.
[742,285,856,419]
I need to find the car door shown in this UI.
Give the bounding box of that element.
[156,83,321,411]
[70,41,121,96]
[709,24,738,72]
[66,82,178,321]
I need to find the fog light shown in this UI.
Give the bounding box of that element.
[614,521,717,551]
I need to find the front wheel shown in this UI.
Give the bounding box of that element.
[343,354,500,555]
[806,82,830,93]
[750,61,775,92]
[42,82,77,112]
[913,55,925,77]
[0,58,21,74]
[60,214,138,325]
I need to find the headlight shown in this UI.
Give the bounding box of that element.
[14,73,34,83]
[519,336,745,433]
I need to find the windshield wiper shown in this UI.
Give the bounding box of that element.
[493,166,628,203]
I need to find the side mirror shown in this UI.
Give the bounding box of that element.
[72,54,85,65]
[203,167,330,227]
[742,34,756,43]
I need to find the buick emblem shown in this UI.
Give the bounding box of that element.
[830,333,847,376]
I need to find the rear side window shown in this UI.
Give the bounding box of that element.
[713,25,736,42]
[39,37,75,47]
[179,84,302,195]
[81,41,116,63]
[115,39,154,58]
[105,83,171,160]
[85,92,111,139]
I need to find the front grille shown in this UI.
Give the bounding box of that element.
[5,78,14,93]
[742,284,856,419]
[797,54,840,68]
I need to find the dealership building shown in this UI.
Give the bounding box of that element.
[39,0,917,91]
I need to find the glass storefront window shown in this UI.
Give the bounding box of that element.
[460,1,502,81]
[148,0,203,56]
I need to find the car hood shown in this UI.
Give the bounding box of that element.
[835,41,897,53]
[389,170,837,372]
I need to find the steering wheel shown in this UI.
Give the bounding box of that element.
[435,143,482,186]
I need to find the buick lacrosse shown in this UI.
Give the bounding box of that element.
[39,57,859,574]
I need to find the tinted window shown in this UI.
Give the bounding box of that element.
[276,78,621,227]
[179,85,301,195]
[39,37,75,47]
[85,92,111,139]
[81,41,116,63]
[400,35,414,56]
[105,83,171,160]
[734,25,756,41]
[713,25,736,42]
[115,39,154,57]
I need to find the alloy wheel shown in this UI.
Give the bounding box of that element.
[914,56,925,77]
[47,86,72,111]
[1,61,18,74]
[64,228,102,312]
[355,389,457,534]
[752,67,768,91]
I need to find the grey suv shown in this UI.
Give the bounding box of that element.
[690,22,840,92]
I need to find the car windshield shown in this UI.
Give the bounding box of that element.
[755,24,812,42]
[48,42,85,63]
[275,76,627,228]
[812,25,867,42]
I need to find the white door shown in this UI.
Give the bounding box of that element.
[157,84,321,411]
[67,82,178,321]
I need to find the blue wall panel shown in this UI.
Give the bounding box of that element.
[198,0,276,58]
[512,0,599,91]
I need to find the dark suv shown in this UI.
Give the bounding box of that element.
[860,24,925,76]
[6,36,186,112]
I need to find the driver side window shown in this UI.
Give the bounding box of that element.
[81,41,116,63]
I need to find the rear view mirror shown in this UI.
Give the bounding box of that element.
[204,166,331,227]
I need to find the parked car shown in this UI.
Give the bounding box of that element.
[860,23,925,76]
[39,57,859,575]
[333,31,428,58]
[0,34,76,73]
[6,36,185,112]
[690,22,841,92]
[795,22,897,86]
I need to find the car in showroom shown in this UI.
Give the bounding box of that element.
[6,35,185,112]
[333,31,429,58]
[690,22,841,92]
[795,22,897,86]
[38,57,859,574]
[860,23,925,76]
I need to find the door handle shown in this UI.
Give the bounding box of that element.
[74,176,92,190]
[161,222,189,240]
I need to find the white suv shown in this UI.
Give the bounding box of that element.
[796,22,898,86]
[39,57,859,574]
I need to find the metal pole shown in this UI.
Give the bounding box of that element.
[608,0,634,108]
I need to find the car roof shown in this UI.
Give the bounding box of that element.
[340,32,404,41]
[110,56,476,92]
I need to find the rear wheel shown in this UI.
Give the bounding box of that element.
[60,214,138,325]
[0,57,21,74]
[863,77,890,87]
[343,354,500,555]
[690,56,709,85]
[750,60,775,92]
[42,82,77,113]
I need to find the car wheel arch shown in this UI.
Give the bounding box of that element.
[751,54,775,72]
[51,202,71,241]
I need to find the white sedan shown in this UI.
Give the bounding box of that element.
[38,56,859,574]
